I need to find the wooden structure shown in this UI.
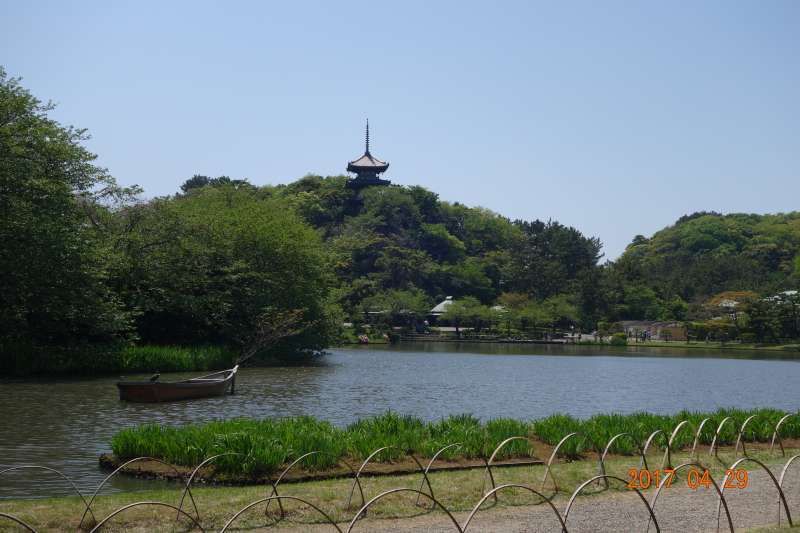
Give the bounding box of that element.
[346,120,390,189]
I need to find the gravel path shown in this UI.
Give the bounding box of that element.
[267,469,800,532]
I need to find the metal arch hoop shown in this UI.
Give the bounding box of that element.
[716,456,793,528]
[539,432,589,493]
[692,417,714,457]
[487,436,540,466]
[0,465,95,524]
[563,475,661,533]
[79,456,198,528]
[176,452,245,525]
[221,495,343,533]
[663,420,696,468]
[777,454,800,525]
[646,461,734,533]
[778,454,800,488]
[89,501,205,532]
[345,488,462,533]
[345,446,434,517]
[483,436,542,501]
[267,451,362,518]
[640,429,669,472]
[462,483,567,532]
[709,417,735,458]
[771,413,799,457]
[599,432,645,488]
[733,414,759,458]
[415,442,462,507]
[601,432,641,464]
[0,512,37,532]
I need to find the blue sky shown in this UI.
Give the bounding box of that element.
[3,0,798,258]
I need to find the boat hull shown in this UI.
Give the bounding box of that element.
[117,367,237,402]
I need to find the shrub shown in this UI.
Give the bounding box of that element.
[610,332,628,346]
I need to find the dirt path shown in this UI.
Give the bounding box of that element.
[264,469,799,532]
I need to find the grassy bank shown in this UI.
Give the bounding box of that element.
[117,345,236,372]
[337,326,391,345]
[0,344,237,376]
[578,339,800,352]
[3,448,796,532]
[111,408,800,479]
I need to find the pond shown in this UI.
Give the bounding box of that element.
[1,342,798,498]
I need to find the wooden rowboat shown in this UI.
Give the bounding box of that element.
[117,366,238,403]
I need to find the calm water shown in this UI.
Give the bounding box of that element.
[1,342,799,498]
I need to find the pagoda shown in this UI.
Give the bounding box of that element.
[346,120,390,189]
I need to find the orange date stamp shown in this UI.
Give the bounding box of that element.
[626,468,749,490]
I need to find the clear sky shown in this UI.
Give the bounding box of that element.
[3,0,798,259]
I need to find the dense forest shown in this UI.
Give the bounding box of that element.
[2,69,799,373]
[615,212,800,302]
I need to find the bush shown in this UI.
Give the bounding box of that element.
[740,332,756,343]
[610,332,628,346]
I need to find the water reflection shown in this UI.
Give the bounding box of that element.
[0,343,797,498]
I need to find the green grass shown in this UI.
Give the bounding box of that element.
[118,345,236,372]
[112,412,537,477]
[579,339,800,352]
[0,343,237,375]
[110,408,800,478]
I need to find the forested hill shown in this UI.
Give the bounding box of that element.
[180,178,800,328]
[612,212,800,304]
[183,174,604,323]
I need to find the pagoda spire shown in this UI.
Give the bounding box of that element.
[346,119,390,189]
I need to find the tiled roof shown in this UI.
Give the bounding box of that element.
[348,152,389,170]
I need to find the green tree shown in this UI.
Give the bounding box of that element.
[440,296,490,333]
[0,68,135,370]
[794,255,800,282]
[419,223,465,262]
[180,174,252,194]
[619,285,662,320]
[505,219,602,300]
[516,301,551,333]
[360,288,432,327]
[541,294,580,329]
[112,186,338,356]
[741,298,781,343]
[661,296,689,321]
[433,258,495,302]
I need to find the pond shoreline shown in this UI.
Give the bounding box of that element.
[98,438,796,486]
[97,453,544,485]
[393,336,800,352]
[5,339,798,379]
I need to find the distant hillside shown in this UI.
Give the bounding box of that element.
[613,211,800,303]
[255,175,604,322]
[178,177,800,326]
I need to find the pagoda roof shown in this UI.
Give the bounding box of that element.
[347,151,389,171]
[347,119,389,174]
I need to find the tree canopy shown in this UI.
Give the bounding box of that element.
[0,68,135,358]
[607,212,800,318]
[0,70,339,372]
